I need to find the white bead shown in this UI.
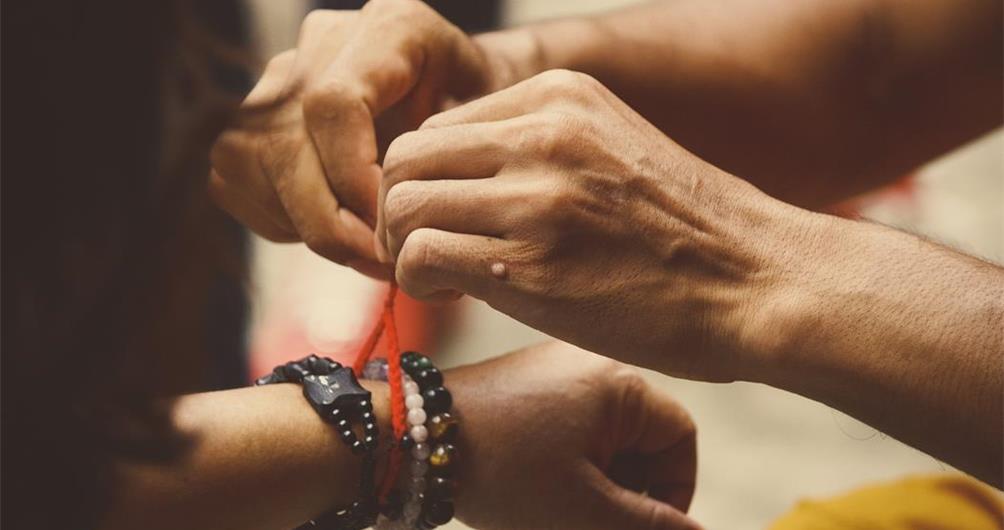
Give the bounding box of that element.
[411,442,431,460]
[407,407,427,426]
[405,394,424,410]
[410,476,427,493]
[404,381,420,396]
[410,425,428,443]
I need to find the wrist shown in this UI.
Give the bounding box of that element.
[710,188,841,384]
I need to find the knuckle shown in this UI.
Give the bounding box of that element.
[263,49,296,75]
[383,183,421,234]
[523,112,570,159]
[533,69,606,108]
[368,0,434,22]
[611,365,649,393]
[301,79,366,124]
[396,228,439,285]
[535,68,581,89]
[300,9,337,37]
[569,70,604,93]
[535,69,598,96]
[382,130,421,175]
[535,181,572,217]
[419,112,448,130]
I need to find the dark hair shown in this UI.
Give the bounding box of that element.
[2,1,248,528]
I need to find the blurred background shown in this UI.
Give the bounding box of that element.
[244,1,1003,528]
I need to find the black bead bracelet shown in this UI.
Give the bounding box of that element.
[363,352,460,530]
[255,354,381,530]
[400,352,458,530]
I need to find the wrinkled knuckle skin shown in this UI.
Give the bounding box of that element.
[419,112,447,130]
[299,9,342,41]
[611,365,649,394]
[396,229,438,291]
[368,0,434,22]
[522,112,570,161]
[302,79,365,126]
[535,69,582,91]
[383,184,419,243]
[534,69,606,110]
[383,131,421,178]
[264,50,296,74]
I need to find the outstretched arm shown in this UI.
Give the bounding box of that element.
[479,0,1003,207]
[100,344,701,530]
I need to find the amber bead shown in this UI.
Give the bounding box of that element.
[427,413,459,441]
[429,443,457,470]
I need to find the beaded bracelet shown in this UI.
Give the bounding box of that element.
[255,354,381,530]
[366,352,459,530]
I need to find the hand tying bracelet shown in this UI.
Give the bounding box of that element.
[255,354,381,530]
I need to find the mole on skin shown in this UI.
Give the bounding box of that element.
[490,262,507,279]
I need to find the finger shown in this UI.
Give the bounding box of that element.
[649,430,698,513]
[419,68,594,129]
[395,228,519,302]
[302,0,484,225]
[377,116,540,256]
[208,171,299,243]
[384,177,538,259]
[621,381,698,513]
[211,48,305,236]
[267,128,380,269]
[243,49,297,107]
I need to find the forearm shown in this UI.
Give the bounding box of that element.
[477,0,1002,207]
[744,208,1004,485]
[100,382,391,530]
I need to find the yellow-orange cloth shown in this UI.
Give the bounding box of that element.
[768,475,1003,530]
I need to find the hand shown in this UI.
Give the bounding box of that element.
[447,341,700,530]
[379,69,810,380]
[209,0,503,278]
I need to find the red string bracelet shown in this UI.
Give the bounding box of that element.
[352,282,407,504]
